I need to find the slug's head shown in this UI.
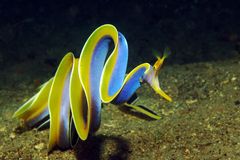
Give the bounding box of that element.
[152,47,171,72]
[143,48,172,102]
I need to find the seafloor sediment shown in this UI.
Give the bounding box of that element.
[0,56,240,159]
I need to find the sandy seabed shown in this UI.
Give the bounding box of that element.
[0,56,240,160]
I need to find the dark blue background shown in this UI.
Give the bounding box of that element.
[0,0,240,69]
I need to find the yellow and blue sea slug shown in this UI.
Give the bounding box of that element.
[13,24,172,152]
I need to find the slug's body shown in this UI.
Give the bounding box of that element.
[13,24,172,152]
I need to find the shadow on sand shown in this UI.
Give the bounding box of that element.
[74,135,130,160]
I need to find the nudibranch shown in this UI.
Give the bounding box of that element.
[13,24,172,152]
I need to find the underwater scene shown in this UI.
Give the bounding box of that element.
[0,1,240,159]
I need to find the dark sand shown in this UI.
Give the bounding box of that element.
[0,55,240,159]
